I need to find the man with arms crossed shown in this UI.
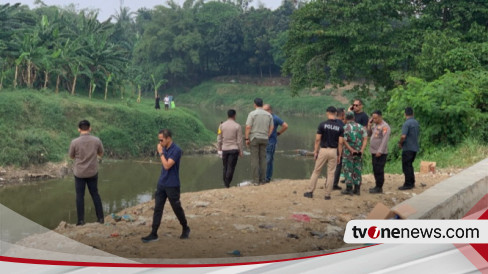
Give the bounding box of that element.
[142,129,190,242]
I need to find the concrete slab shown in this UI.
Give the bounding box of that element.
[392,158,488,219]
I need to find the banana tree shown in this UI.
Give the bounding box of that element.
[104,73,113,100]
[151,74,167,98]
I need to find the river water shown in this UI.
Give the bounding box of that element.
[1,107,327,229]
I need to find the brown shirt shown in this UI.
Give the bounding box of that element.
[217,119,243,152]
[69,133,104,178]
[368,121,391,154]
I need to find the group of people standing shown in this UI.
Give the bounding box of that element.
[68,98,419,244]
[304,99,420,200]
[155,94,175,110]
[217,98,289,188]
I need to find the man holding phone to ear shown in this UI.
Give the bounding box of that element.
[349,99,369,127]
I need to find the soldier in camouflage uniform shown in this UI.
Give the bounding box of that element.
[341,111,368,195]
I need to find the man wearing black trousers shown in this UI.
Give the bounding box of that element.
[142,129,190,242]
[69,120,105,226]
[398,107,420,190]
[367,110,391,193]
[217,109,243,188]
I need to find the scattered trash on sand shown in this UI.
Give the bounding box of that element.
[291,214,310,222]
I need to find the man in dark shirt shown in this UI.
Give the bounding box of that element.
[304,106,344,200]
[142,129,190,243]
[349,99,369,127]
[398,107,420,190]
[331,108,345,190]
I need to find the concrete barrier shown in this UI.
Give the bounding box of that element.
[392,158,488,219]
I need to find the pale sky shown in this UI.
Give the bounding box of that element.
[7,0,284,21]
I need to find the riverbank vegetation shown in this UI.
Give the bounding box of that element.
[0,90,214,166]
[177,80,346,116]
[1,0,488,171]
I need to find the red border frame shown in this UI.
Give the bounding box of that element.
[0,245,376,268]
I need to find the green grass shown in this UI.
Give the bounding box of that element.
[0,89,215,166]
[177,81,346,116]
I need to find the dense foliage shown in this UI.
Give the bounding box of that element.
[2,0,488,162]
[0,0,301,96]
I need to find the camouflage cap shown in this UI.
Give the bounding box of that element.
[345,111,355,120]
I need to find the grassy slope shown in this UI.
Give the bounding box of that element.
[0,89,214,166]
[177,81,347,115]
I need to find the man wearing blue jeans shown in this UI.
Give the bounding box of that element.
[142,129,190,243]
[263,104,288,183]
[69,120,104,226]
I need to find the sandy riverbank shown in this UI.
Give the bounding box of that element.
[34,171,455,260]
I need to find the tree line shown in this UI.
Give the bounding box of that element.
[283,0,488,147]
[1,0,487,147]
[0,0,302,97]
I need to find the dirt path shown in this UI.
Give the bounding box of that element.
[47,171,453,259]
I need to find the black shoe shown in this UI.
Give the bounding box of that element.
[398,185,414,190]
[76,220,85,226]
[333,185,342,190]
[341,186,353,195]
[353,185,360,195]
[303,192,313,198]
[180,226,191,239]
[369,187,383,194]
[98,218,104,224]
[324,196,331,200]
[141,233,158,243]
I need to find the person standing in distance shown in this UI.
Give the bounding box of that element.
[155,94,161,110]
[245,98,274,185]
[349,99,369,127]
[398,107,420,190]
[304,106,343,200]
[217,109,243,188]
[263,104,288,183]
[142,129,190,243]
[68,120,104,226]
[367,110,391,194]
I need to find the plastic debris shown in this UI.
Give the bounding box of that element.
[122,214,134,222]
[110,232,119,237]
[291,214,310,222]
[111,213,122,222]
[227,250,241,256]
[287,233,299,239]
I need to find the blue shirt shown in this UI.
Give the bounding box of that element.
[401,117,420,152]
[268,114,284,145]
[157,143,182,187]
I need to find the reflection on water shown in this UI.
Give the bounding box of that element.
[0,108,328,229]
